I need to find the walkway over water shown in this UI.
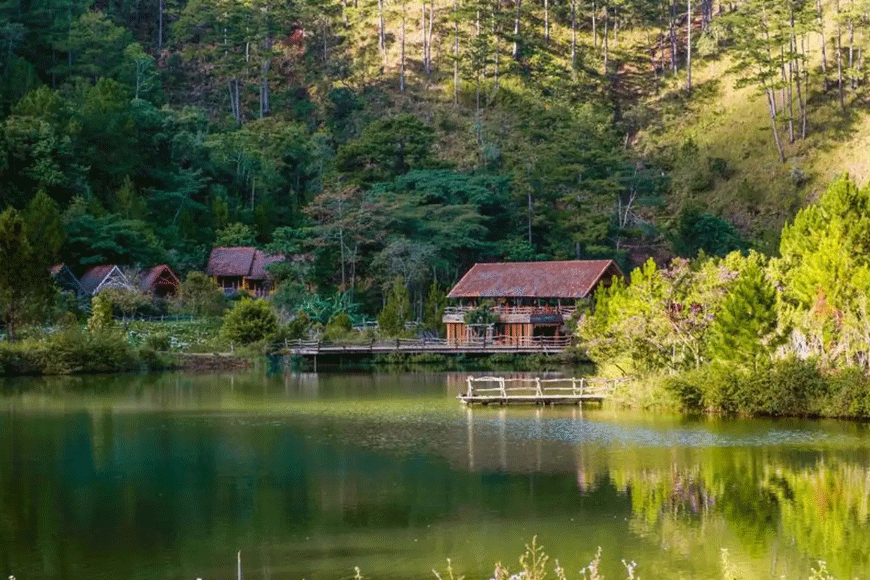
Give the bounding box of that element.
[458,376,626,405]
[281,336,572,359]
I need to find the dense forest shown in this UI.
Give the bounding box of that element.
[2,0,870,321]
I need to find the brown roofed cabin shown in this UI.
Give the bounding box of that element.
[206,247,283,296]
[443,260,624,345]
[139,264,180,298]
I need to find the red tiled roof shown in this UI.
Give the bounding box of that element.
[206,247,257,277]
[447,260,624,299]
[248,251,285,280]
[139,264,180,292]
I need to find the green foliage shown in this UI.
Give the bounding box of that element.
[773,177,870,368]
[100,286,151,318]
[175,271,226,316]
[283,311,313,340]
[707,254,781,369]
[673,208,745,258]
[215,222,256,246]
[336,115,436,184]
[323,311,353,341]
[88,293,115,332]
[463,301,499,325]
[0,207,53,340]
[423,281,447,335]
[377,276,411,336]
[220,299,278,344]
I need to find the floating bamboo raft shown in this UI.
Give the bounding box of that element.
[458,376,627,405]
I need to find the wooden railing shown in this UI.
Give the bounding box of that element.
[281,335,572,352]
[461,376,627,401]
[443,305,578,317]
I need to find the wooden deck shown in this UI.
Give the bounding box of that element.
[281,337,572,357]
[459,376,626,405]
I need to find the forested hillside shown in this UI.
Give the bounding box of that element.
[2,0,869,316]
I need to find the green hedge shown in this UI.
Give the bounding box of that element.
[0,330,174,376]
[662,358,870,418]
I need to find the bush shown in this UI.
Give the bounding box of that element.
[174,271,226,316]
[144,332,171,351]
[323,311,353,341]
[221,299,278,345]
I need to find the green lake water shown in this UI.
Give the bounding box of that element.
[1,369,870,580]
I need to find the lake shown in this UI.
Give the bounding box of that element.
[1,369,869,580]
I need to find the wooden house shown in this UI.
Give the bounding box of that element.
[205,247,283,296]
[442,260,624,345]
[50,264,86,298]
[79,265,133,296]
[139,264,180,297]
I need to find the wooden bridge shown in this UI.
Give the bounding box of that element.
[280,336,572,359]
[458,376,627,405]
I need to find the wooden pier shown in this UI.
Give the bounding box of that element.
[459,376,626,405]
[281,337,571,360]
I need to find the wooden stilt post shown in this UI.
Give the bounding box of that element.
[535,377,542,396]
[499,377,506,397]
[467,376,473,398]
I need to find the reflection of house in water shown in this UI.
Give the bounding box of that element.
[443,260,624,345]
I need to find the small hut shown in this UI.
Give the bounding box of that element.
[139,264,180,298]
[79,265,133,296]
[205,247,283,296]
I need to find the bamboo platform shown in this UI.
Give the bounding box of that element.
[458,376,626,405]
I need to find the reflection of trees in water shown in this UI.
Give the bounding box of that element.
[614,452,870,580]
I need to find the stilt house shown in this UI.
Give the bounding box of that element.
[443,260,624,345]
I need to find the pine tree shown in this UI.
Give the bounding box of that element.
[707,258,779,370]
[378,275,411,336]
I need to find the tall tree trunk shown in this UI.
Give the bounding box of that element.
[836,0,844,109]
[493,4,500,92]
[453,0,459,104]
[476,9,481,113]
[670,0,677,72]
[571,0,577,68]
[603,3,609,72]
[513,0,522,59]
[342,0,348,25]
[797,35,809,139]
[817,0,828,91]
[427,2,434,77]
[400,0,406,92]
[260,38,271,118]
[379,0,386,68]
[592,0,597,48]
[544,0,549,45]
[765,88,785,162]
[229,78,241,124]
[848,6,855,89]
[686,0,691,90]
[158,0,164,49]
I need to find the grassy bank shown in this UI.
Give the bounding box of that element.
[0,327,176,376]
[616,358,870,419]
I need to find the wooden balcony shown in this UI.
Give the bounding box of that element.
[442,305,577,324]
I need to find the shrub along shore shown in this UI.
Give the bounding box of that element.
[580,177,870,419]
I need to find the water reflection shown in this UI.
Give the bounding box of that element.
[1,371,870,580]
